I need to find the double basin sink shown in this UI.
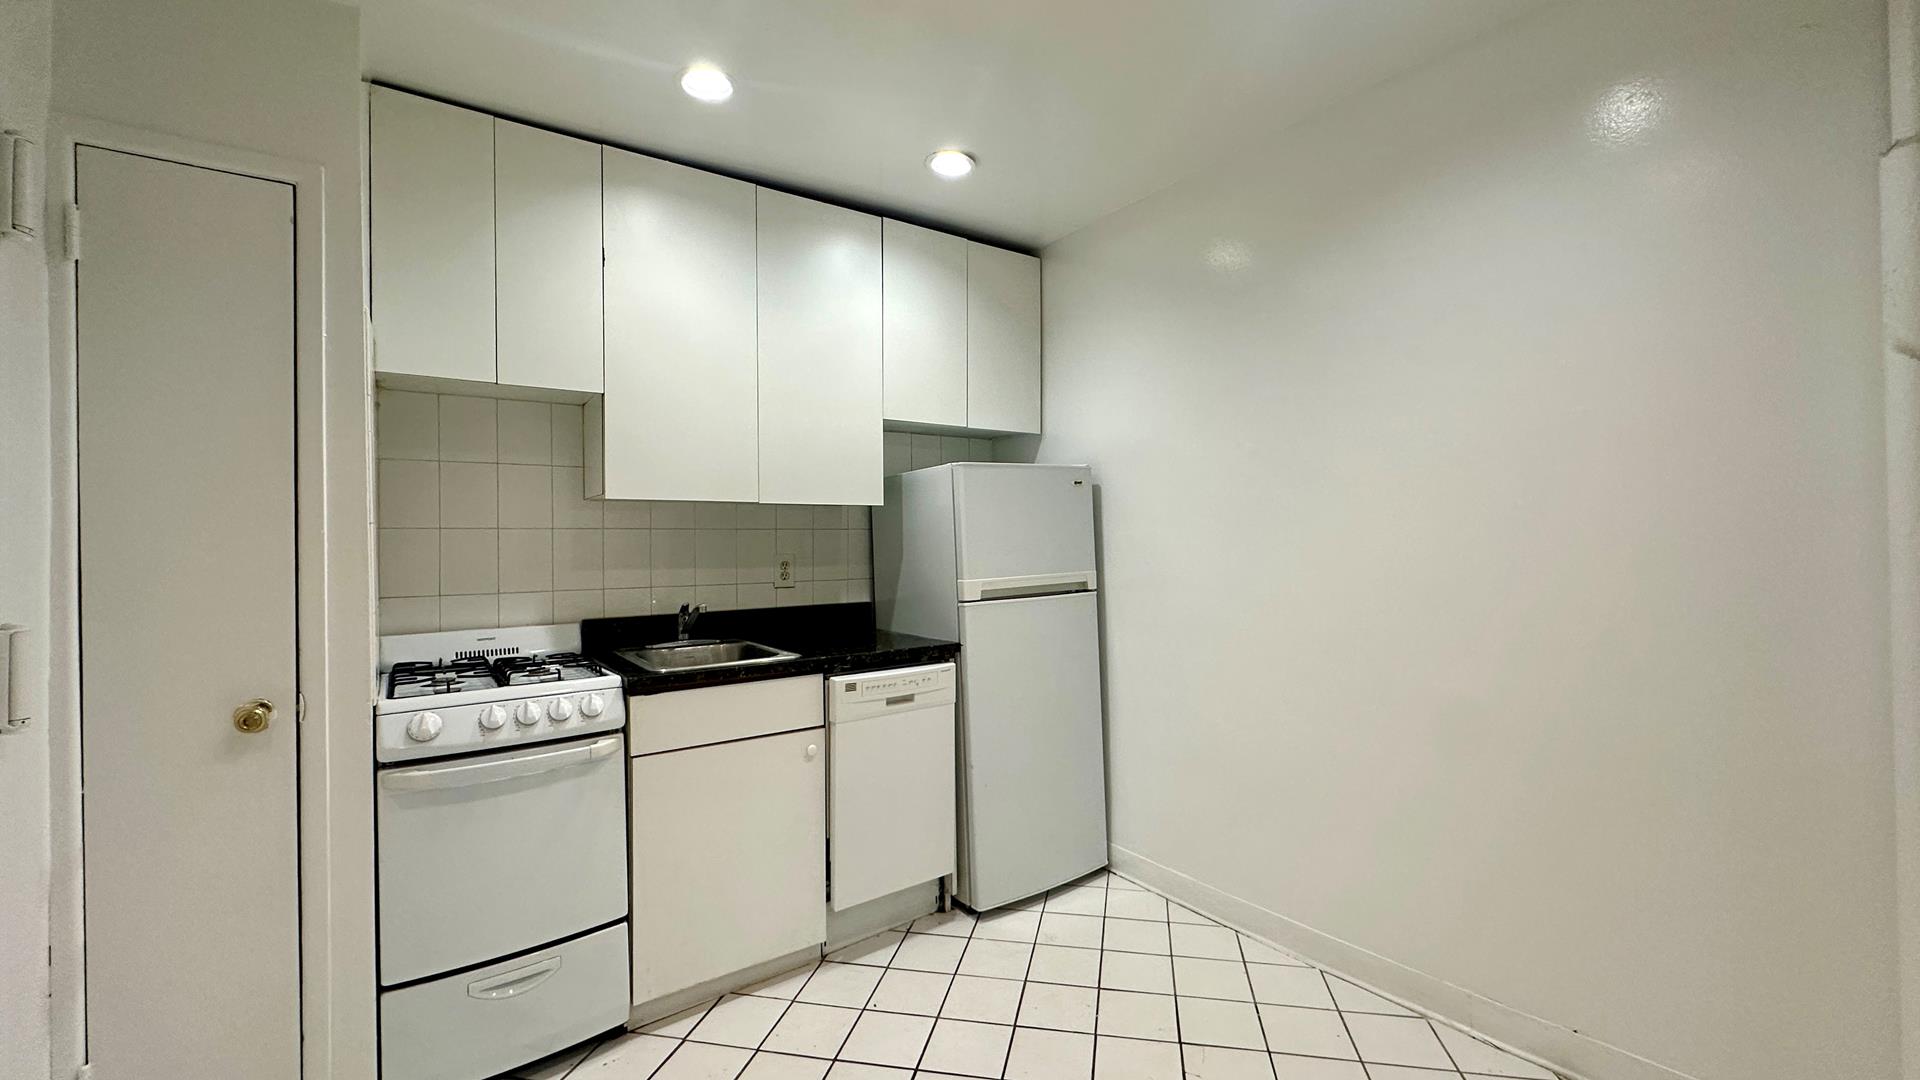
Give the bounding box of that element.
[616,638,800,674]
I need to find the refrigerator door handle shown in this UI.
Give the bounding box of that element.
[959,571,1098,602]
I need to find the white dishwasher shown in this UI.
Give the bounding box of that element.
[827,663,958,910]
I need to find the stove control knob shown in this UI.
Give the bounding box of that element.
[477,704,507,731]
[580,693,606,718]
[405,712,443,743]
[515,700,544,727]
[550,697,575,722]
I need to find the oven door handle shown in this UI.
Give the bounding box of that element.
[379,735,622,792]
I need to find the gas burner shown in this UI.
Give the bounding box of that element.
[387,656,499,700]
[493,652,607,687]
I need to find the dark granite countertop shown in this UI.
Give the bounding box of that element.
[582,603,960,695]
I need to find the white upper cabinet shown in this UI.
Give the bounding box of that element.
[966,243,1043,434]
[370,88,495,383]
[600,147,759,502]
[882,220,968,428]
[757,189,883,506]
[494,119,603,394]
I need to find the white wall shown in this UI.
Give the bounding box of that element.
[50,1,376,1076]
[0,1,54,1077]
[1035,3,1897,1078]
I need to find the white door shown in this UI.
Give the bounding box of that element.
[76,146,300,1078]
[495,118,603,393]
[369,87,496,382]
[600,148,759,501]
[629,729,826,1004]
[952,463,1096,595]
[956,592,1107,910]
[882,219,967,427]
[965,243,1042,434]
[757,189,883,506]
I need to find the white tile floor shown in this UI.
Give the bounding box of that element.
[502,871,1566,1080]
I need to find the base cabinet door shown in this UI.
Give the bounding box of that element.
[629,727,827,1004]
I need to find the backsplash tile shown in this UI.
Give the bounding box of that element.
[376,389,993,634]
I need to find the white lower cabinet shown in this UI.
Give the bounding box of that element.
[629,681,827,1006]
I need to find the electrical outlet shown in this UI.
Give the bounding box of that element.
[774,554,796,588]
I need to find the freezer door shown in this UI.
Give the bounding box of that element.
[956,591,1108,909]
[952,464,1096,597]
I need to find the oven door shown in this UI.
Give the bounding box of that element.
[378,733,628,986]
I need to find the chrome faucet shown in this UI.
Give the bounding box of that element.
[676,602,708,641]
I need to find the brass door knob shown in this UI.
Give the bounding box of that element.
[233,699,274,734]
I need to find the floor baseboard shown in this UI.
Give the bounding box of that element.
[1106,843,1700,1080]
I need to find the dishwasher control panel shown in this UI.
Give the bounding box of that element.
[833,663,956,705]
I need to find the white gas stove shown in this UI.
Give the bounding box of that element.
[375,623,626,763]
[374,623,632,1080]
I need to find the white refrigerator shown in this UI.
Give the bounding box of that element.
[874,462,1108,911]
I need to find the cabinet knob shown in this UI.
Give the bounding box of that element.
[805,743,819,760]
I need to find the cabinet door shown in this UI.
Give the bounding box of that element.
[602,148,758,501]
[370,88,496,382]
[965,243,1042,434]
[882,220,967,428]
[757,189,883,506]
[495,119,603,393]
[630,728,827,1005]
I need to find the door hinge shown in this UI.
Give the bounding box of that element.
[62,203,80,262]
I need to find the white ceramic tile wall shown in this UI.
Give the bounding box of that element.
[376,391,994,632]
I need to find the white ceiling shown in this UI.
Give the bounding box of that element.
[359,0,1545,250]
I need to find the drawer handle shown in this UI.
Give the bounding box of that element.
[805,743,819,760]
[468,956,562,1000]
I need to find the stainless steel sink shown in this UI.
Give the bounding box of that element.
[617,638,800,674]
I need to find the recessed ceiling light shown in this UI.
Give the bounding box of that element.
[680,64,733,104]
[926,149,975,179]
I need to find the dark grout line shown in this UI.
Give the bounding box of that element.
[1161,877,1190,1080]
[1234,930,1281,1079]
[902,904,981,1073]
[1430,1014,1467,1078]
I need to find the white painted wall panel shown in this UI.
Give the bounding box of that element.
[1032,3,1896,1079]
[0,3,51,1078]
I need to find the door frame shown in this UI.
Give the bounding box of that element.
[46,116,370,1080]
